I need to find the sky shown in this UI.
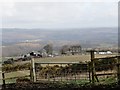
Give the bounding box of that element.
[0,0,119,29]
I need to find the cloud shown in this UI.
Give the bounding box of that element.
[1,1,118,28]
[0,0,119,3]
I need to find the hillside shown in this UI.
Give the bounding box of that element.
[2,27,118,56]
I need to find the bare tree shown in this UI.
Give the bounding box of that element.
[43,44,53,55]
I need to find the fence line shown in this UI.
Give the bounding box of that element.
[88,50,120,84]
[0,72,30,89]
[34,61,89,82]
[30,51,120,84]
[1,50,120,88]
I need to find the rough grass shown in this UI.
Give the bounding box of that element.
[34,54,117,63]
[1,70,30,84]
[3,81,120,90]
[5,70,30,78]
[14,54,117,65]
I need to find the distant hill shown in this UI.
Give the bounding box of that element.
[2,27,118,56]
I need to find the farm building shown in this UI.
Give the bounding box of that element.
[61,45,82,55]
[94,51,112,55]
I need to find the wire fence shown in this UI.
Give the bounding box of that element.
[89,54,120,84]
[1,51,120,86]
[35,62,90,82]
[28,51,120,84]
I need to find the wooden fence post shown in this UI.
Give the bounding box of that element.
[30,63,32,81]
[2,72,6,89]
[88,62,91,82]
[30,58,36,82]
[90,50,95,84]
[117,56,120,84]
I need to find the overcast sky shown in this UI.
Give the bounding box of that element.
[0,0,118,29]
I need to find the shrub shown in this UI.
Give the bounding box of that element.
[2,63,31,72]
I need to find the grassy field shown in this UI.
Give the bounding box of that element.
[15,54,118,65]
[5,70,30,79]
[35,54,117,62]
[1,70,30,84]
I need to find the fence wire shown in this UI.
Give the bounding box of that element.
[35,62,90,82]
[90,56,118,83]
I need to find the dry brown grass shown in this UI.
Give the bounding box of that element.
[34,54,117,63]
